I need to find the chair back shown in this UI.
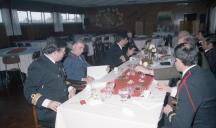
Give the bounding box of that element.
[2,55,20,64]
[32,51,41,60]
[25,43,31,47]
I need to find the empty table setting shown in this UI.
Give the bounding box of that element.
[0,47,40,74]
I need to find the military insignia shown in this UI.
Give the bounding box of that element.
[31,93,42,105]
[168,112,176,122]
[120,55,126,62]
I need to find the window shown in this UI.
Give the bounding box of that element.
[44,12,53,23]
[18,11,53,24]
[31,12,43,23]
[0,9,2,23]
[17,11,29,23]
[76,14,82,22]
[17,10,82,24]
[68,14,75,22]
[61,13,82,23]
[61,13,67,23]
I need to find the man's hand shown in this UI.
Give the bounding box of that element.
[68,88,76,99]
[157,82,171,93]
[127,48,135,56]
[163,104,173,116]
[47,101,61,112]
[83,76,94,84]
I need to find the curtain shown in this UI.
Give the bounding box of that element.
[11,9,22,35]
[53,12,63,32]
[1,8,13,36]
[1,8,22,36]
[81,14,85,30]
[209,6,216,34]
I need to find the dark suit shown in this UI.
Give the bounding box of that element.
[166,66,216,128]
[205,48,216,77]
[24,55,69,127]
[123,38,138,53]
[104,43,129,69]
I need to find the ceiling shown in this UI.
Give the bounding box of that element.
[24,0,203,7]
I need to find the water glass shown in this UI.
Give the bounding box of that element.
[105,82,114,98]
[118,88,129,102]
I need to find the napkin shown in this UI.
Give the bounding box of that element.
[87,65,109,80]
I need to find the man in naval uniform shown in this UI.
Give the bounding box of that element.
[162,42,216,128]
[24,37,76,128]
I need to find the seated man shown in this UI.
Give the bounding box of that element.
[123,31,138,52]
[63,39,94,83]
[202,38,216,77]
[24,37,76,128]
[135,34,210,96]
[162,43,216,128]
[104,33,135,69]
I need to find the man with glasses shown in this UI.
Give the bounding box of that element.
[24,37,76,128]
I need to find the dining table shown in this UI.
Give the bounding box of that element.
[55,51,173,128]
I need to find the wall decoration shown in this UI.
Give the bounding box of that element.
[157,11,174,32]
[96,8,123,29]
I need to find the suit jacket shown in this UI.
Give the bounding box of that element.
[123,38,138,53]
[104,43,129,69]
[63,53,90,81]
[205,48,216,77]
[24,55,68,122]
[168,66,216,128]
[198,51,210,70]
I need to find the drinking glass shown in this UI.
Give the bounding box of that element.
[105,82,114,98]
[118,88,129,102]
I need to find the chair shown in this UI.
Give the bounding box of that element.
[32,51,41,60]
[32,106,39,128]
[2,55,24,90]
[25,43,31,47]
[32,106,48,128]
[17,43,25,47]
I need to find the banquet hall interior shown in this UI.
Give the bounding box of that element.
[0,0,216,128]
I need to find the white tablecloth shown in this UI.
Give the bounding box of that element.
[134,38,164,50]
[56,81,167,128]
[55,53,169,128]
[134,39,147,50]
[0,47,40,74]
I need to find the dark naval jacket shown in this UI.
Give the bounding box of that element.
[168,66,216,128]
[24,55,68,122]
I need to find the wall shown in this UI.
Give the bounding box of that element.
[0,2,209,48]
[84,2,208,34]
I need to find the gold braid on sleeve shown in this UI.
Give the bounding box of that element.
[168,112,176,122]
[31,93,42,105]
